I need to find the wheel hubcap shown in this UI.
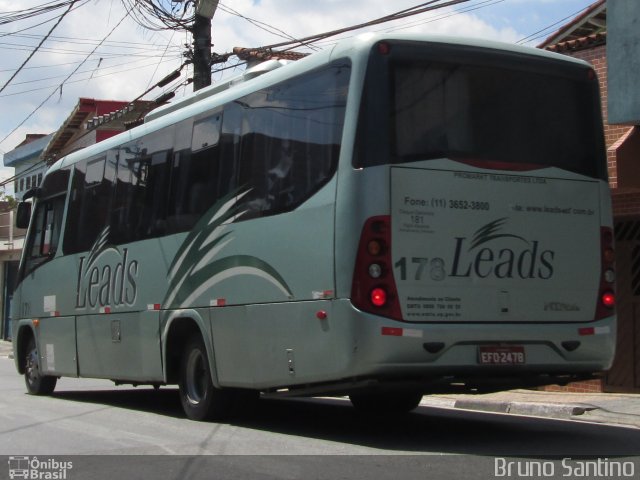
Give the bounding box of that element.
[185,349,207,405]
[26,349,39,385]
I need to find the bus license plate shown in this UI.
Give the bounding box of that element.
[478,346,525,365]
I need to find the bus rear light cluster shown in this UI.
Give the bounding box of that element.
[351,216,403,321]
[595,227,616,319]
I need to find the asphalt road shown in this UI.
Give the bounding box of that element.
[1,357,639,479]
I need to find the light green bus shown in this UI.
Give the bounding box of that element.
[12,33,616,420]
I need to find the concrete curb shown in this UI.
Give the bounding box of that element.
[420,396,640,429]
[453,398,594,418]
[578,408,640,429]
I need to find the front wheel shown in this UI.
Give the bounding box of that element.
[179,335,233,421]
[349,391,423,414]
[24,337,57,395]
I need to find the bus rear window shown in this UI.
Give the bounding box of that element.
[355,43,607,180]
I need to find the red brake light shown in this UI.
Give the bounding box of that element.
[601,291,615,308]
[370,288,387,307]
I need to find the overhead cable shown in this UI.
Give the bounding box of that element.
[0,7,133,147]
[0,0,78,95]
[517,4,593,45]
[231,0,471,55]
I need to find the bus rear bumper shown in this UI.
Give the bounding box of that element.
[321,300,616,394]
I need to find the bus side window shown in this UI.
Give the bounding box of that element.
[63,157,114,254]
[22,195,65,276]
[110,149,171,243]
[237,60,349,219]
[167,111,232,232]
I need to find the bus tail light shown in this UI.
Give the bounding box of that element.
[595,227,616,319]
[370,287,387,307]
[351,216,402,320]
[601,291,615,308]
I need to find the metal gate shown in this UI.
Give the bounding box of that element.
[604,219,640,393]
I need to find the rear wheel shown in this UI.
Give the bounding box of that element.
[179,335,233,421]
[24,337,57,395]
[349,391,423,414]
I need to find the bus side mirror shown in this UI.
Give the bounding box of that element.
[15,202,31,229]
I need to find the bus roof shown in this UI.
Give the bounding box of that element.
[48,32,590,176]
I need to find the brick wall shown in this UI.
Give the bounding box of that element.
[612,186,640,217]
[564,44,633,188]
[539,42,636,394]
[543,379,604,393]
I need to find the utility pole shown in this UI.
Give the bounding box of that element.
[192,0,219,91]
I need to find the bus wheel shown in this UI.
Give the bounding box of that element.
[349,391,422,414]
[24,337,57,395]
[179,335,232,421]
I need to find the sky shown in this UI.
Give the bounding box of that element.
[0,0,600,188]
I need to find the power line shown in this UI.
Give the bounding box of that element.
[0,62,189,193]
[120,0,194,31]
[0,59,83,73]
[0,57,179,98]
[147,30,176,90]
[217,2,321,52]
[0,38,182,55]
[0,30,178,51]
[0,1,91,39]
[238,0,472,54]
[384,0,505,33]
[0,0,78,95]
[0,0,80,25]
[0,7,134,148]
[517,4,593,45]
[1,0,480,155]
[308,0,504,48]
[0,157,50,191]
[0,40,182,58]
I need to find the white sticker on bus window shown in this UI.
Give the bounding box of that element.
[44,295,56,313]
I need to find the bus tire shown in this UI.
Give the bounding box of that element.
[179,334,232,421]
[24,337,57,395]
[349,391,422,414]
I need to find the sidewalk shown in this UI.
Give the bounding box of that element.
[1,339,637,428]
[422,389,640,429]
[0,340,12,359]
